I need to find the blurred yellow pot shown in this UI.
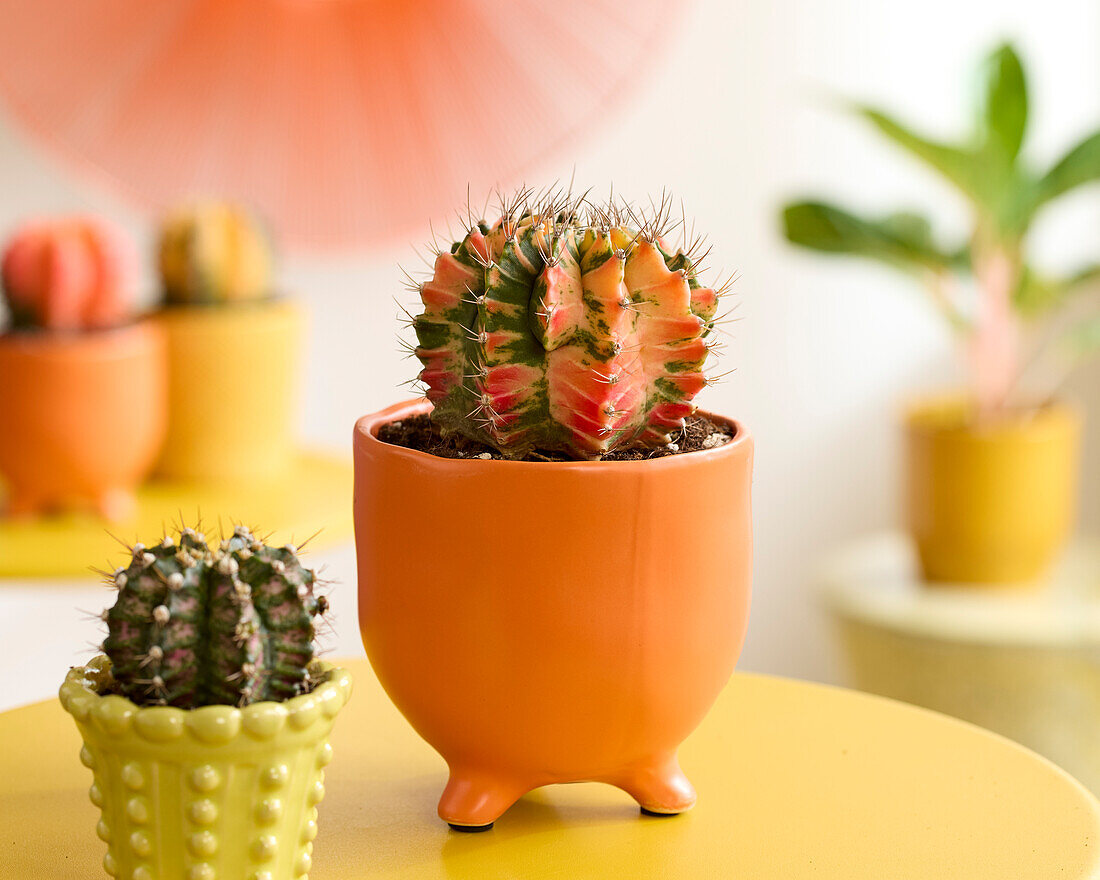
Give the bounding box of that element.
[60,656,351,880]
[905,395,1081,585]
[157,301,302,481]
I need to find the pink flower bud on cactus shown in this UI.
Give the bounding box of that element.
[1,217,137,331]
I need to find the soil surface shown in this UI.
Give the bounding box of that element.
[377,413,735,461]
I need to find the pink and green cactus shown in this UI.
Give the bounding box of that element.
[102,526,328,709]
[1,216,137,331]
[410,191,724,459]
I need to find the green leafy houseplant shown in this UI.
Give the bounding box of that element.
[782,43,1100,418]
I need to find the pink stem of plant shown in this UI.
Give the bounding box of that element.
[969,248,1021,419]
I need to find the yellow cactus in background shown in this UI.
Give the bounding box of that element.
[159,202,273,305]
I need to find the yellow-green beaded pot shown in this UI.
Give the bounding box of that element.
[59,656,352,880]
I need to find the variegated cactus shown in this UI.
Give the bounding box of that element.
[411,191,724,459]
[102,526,327,708]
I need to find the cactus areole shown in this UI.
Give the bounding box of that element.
[102,526,327,709]
[412,191,723,459]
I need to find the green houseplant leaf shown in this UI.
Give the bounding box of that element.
[857,44,1032,236]
[856,108,989,206]
[1034,130,1100,206]
[782,201,957,273]
[981,43,1028,164]
[779,41,1100,410]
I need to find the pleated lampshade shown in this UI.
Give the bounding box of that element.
[0,0,686,249]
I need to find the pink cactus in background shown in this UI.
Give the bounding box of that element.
[1,217,137,331]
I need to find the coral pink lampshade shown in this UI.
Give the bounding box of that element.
[0,0,686,250]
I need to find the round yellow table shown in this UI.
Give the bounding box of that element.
[3,658,1098,879]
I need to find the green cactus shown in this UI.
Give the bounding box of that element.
[101,526,327,709]
[411,190,724,459]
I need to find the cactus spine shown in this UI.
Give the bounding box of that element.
[102,526,327,708]
[158,202,273,306]
[1,216,137,331]
[412,190,722,459]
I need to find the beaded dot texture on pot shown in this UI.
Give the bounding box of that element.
[189,799,218,825]
[120,762,145,790]
[127,796,149,824]
[256,798,281,825]
[252,834,278,863]
[190,765,221,793]
[188,830,218,858]
[262,764,289,790]
[130,830,152,856]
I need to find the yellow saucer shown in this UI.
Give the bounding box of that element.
[0,450,351,577]
[3,659,1099,878]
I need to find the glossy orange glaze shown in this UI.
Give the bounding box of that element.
[354,399,753,827]
[0,321,166,519]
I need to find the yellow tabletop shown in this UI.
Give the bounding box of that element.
[0,450,353,577]
[2,658,1098,879]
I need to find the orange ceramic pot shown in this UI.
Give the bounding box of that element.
[0,322,167,519]
[353,399,753,829]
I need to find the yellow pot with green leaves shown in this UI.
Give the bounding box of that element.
[60,656,351,880]
[905,395,1081,585]
[780,41,1099,588]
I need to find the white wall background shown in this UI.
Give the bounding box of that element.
[0,0,1097,684]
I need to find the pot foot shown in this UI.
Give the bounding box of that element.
[438,768,529,828]
[448,822,494,833]
[611,753,696,816]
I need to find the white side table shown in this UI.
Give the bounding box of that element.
[821,532,1100,793]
